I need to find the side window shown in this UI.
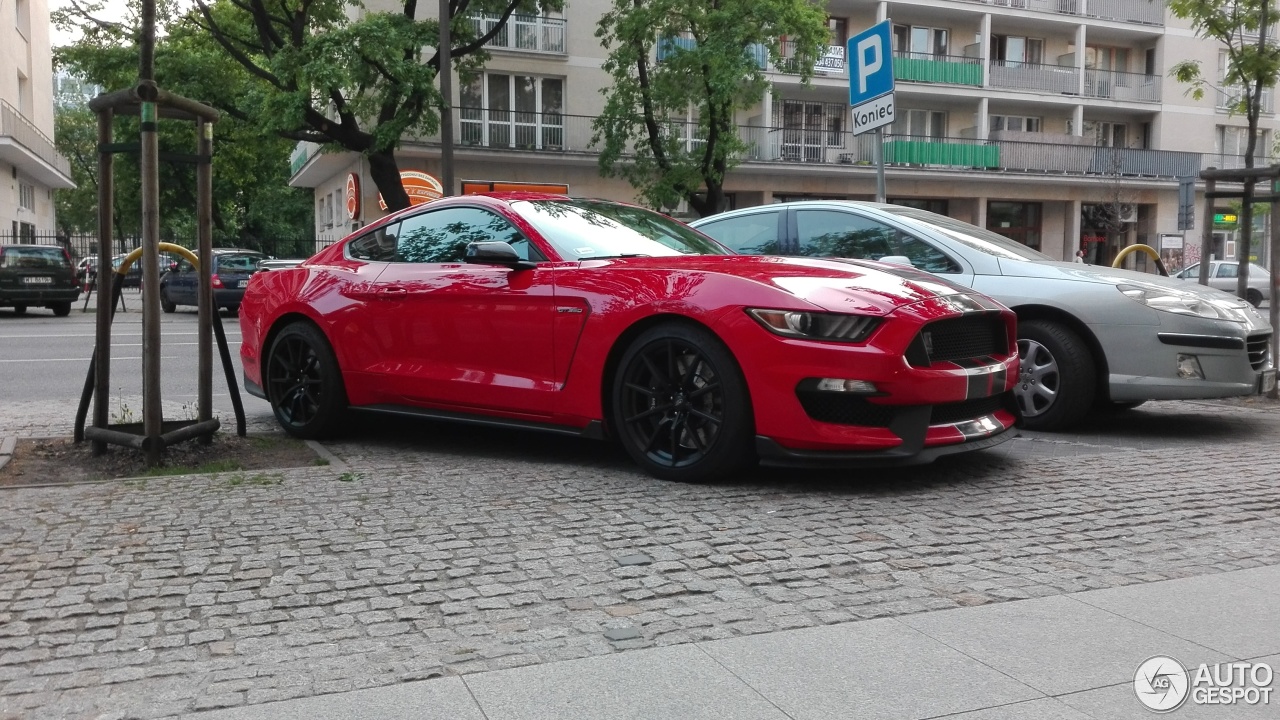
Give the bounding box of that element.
[1217,263,1238,278]
[795,210,959,273]
[1182,264,1200,279]
[695,212,782,254]
[396,207,531,264]
[347,223,401,262]
[177,258,195,273]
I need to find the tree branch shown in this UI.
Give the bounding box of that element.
[192,0,289,90]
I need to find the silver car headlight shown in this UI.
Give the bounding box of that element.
[1117,284,1246,322]
[747,308,881,343]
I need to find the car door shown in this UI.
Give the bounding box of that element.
[371,205,559,416]
[1212,261,1237,294]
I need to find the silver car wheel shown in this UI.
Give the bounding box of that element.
[1015,338,1059,418]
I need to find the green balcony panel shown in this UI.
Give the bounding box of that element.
[883,141,999,168]
[893,58,982,86]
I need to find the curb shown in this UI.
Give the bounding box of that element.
[0,435,15,473]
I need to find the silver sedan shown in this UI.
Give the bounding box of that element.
[691,201,1275,431]
[1173,260,1271,307]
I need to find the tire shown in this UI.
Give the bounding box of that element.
[12,304,26,315]
[1246,289,1263,308]
[160,291,176,314]
[265,322,348,439]
[610,322,753,482]
[50,302,71,317]
[1014,319,1096,432]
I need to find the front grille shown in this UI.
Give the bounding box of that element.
[907,314,1007,367]
[797,392,895,427]
[1247,333,1271,371]
[930,395,1005,426]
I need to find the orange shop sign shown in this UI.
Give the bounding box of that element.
[378,171,444,210]
[345,173,360,219]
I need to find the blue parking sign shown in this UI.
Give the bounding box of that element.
[848,21,895,106]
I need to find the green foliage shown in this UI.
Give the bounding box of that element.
[593,0,829,217]
[1167,0,1280,141]
[55,0,559,213]
[55,25,315,255]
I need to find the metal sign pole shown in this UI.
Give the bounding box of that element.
[875,127,886,203]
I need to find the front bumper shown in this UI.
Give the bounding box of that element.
[1098,320,1272,402]
[756,422,1018,468]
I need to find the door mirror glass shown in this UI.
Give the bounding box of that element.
[464,241,535,269]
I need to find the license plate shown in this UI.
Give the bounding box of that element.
[1260,369,1276,394]
[22,276,53,284]
[238,280,248,288]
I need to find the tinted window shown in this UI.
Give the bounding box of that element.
[1181,264,1200,279]
[795,210,960,274]
[347,223,400,261]
[1,246,68,269]
[1216,263,1238,278]
[397,207,527,264]
[512,199,728,259]
[696,212,783,254]
[880,206,1052,261]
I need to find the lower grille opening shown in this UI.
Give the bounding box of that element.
[1248,333,1271,371]
[797,392,895,428]
[929,395,1005,426]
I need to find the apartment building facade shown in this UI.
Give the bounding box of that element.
[290,0,1276,267]
[0,0,73,242]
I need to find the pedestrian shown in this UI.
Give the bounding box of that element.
[1074,249,1086,264]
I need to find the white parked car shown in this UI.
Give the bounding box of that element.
[692,201,1275,431]
[1173,260,1271,307]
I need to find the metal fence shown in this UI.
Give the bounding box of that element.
[952,0,1163,26]
[467,13,566,54]
[989,61,1080,94]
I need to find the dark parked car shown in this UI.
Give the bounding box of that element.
[159,248,267,313]
[0,244,80,316]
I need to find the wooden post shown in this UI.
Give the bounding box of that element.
[1270,169,1280,399]
[197,118,214,440]
[438,0,454,196]
[140,96,163,465]
[93,109,114,455]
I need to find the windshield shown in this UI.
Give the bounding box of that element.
[881,206,1052,262]
[512,199,730,259]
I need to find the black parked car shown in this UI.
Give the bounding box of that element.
[0,245,80,316]
[159,248,266,314]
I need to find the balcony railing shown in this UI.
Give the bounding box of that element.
[951,0,1163,27]
[333,111,1213,182]
[1083,69,1160,102]
[988,60,1080,94]
[1216,87,1275,114]
[0,100,72,178]
[468,14,566,54]
[894,53,983,86]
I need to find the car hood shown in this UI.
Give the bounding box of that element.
[999,258,1251,299]
[587,255,997,315]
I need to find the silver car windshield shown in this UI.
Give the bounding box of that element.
[880,206,1052,262]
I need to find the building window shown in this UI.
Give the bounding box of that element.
[890,198,949,215]
[893,24,949,59]
[990,115,1041,133]
[18,183,35,211]
[1215,126,1268,168]
[461,74,565,150]
[1068,120,1128,147]
[987,201,1041,250]
[990,35,1043,66]
[893,109,947,139]
[774,100,845,162]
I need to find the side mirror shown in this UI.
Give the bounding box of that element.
[879,255,914,267]
[464,241,535,270]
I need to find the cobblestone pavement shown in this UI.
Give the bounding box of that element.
[2,399,1280,719]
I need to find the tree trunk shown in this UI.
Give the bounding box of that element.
[368,150,410,212]
[690,184,727,219]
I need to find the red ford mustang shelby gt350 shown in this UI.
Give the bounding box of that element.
[239,194,1019,482]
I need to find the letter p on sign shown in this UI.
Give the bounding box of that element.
[856,36,881,94]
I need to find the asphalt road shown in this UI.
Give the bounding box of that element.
[0,289,274,427]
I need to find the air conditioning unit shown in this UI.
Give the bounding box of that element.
[1118,204,1138,223]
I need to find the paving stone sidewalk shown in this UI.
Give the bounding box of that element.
[2,400,1279,719]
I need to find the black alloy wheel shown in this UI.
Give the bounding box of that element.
[612,323,752,482]
[266,322,347,438]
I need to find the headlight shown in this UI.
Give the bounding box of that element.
[1117,284,1246,322]
[747,308,881,342]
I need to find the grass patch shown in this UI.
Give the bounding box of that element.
[144,459,244,477]
[338,471,363,482]
[226,472,284,487]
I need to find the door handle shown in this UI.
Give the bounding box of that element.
[379,286,407,296]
